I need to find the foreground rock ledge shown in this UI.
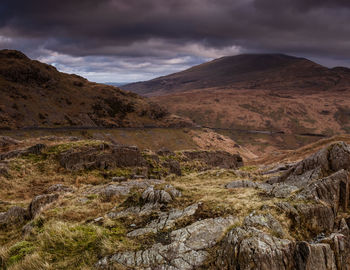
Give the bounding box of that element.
[96,142,350,270]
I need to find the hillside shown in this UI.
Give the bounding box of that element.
[123,54,350,96]
[0,50,192,129]
[121,54,350,153]
[1,135,350,269]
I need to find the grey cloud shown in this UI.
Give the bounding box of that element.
[1,0,350,82]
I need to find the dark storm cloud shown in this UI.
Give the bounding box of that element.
[1,0,350,82]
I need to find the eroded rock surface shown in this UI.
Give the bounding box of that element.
[215,142,350,270]
[142,185,181,204]
[0,206,28,228]
[28,194,59,218]
[127,203,200,237]
[97,216,237,270]
[58,143,146,171]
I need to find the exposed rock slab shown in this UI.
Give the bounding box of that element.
[96,216,237,270]
[127,203,200,237]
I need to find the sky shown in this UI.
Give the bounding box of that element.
[1,0,350,83]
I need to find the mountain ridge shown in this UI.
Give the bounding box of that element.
[123,53,350,96]
[0,49,193,129]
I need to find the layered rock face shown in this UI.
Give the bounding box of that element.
[219,142,350,270]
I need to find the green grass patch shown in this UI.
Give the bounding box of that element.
[7,241,35,266]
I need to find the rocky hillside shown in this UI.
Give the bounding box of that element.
[124,54,350,96]
[1,135,350,269]
[0,50,192,129]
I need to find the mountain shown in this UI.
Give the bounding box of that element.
[123,54,350,96]
[0,50,192,129]
[122,54,350,154]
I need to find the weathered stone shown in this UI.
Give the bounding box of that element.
[142,186,172,204]
[270,184,299,198]
[92,179,165,201]
[108,203,162,219]
[217,226,295,270]
[0,206,28,228]
[97,216,237,270]
[28,193,59,218]
[295,241,337,270]
[296,169,350,213]
[127,203,200,237]
[46,184,73,194]
[225,179,258,188]
[320,233,350,269]
[58,144,146,171]
[243,212,285,237]
[262,163,295,175]
[272,142,350,187]
[99,185,130,201]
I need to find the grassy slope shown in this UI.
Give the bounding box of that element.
[0,50,190,129]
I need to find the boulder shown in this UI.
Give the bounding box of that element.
[217,226,295,270]
[99,185,131,201]
[141,185,181,204]
[28,194,59,218]
[0,206,28,228]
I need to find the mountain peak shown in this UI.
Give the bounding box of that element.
[0,49,29,60]
[123,53,346,96]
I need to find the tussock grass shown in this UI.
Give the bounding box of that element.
[1,220,138,270]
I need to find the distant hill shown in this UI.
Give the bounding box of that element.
[0,50,192,129]
[122,54,350,153]
[123,54,350,96]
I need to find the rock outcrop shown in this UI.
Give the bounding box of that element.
[181,150,243,169]
[58,143,146,171]
[216,142,350,270]
[0,143,46,160]
[0,193,59,228]
[97,216,237,270]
